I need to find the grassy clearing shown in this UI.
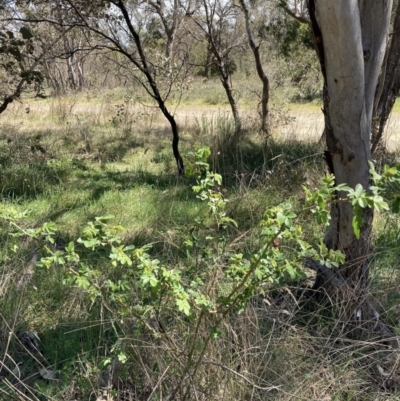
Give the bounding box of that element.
[1,81,400,401]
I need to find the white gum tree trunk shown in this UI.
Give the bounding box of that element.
[308,0,392,287]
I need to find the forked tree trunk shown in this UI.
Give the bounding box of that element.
[239,0,270,135]
[371,0,400,154]
[307,1,393,330]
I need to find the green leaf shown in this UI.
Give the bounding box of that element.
[369,160,382,183]
[149,275,158,287]
[285,262,297,279]
[101,358,112,367]
[26,228,38,238]
[352,215,361,239]
[373,196,389,212]
[117,352,128,364]
[176,298,190,316]
[75,275,90,289]
[95,214,114,222]
[358,197,367,208]
[66,241,75,252]
[336,184,352,192]
[384,165,398,176]
[354,184,364,197]
[80,238,100,249]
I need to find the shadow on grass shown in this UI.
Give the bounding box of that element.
[1,151,182,199]
[1,121,326,197]
[0,123,173,199]
[211,136,325,189]
[1,137,327,251]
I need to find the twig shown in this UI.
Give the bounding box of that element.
[201,359,280,391]
[146,365,170,401]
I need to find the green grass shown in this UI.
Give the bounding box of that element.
[1,83,400,401]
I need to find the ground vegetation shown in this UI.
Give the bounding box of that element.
[0,1,400,399]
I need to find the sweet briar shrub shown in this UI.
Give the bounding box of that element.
[4,153,399,319]
[2,149,400,385]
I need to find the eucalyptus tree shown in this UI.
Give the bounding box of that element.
[372,0,400,154]
[40,24,86,92]
[288,0,400,155]
[143,0,197,61]
[5,0,193,174]
[267,0,320,102]
[307,0,397,343]
[189,0,246,133]
[238,0,270,134]
[0,9,60,114]
[278,0,309,24]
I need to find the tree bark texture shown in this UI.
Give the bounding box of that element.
[204,39,213,79]
[208,43,241,133]
[309,0,392,286]
[239,0,270,135]
[218,61,241,133]
[372,0,400,154]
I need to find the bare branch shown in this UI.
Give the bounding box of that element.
[279,0,309,24]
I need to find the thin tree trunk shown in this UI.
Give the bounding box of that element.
[117,0,184,175]
[77,60,84,90]
[44,60,61,94]
[197,0,241,134]
[64,35,77,90]
[239,0,270,135]
[371,0,400,154]
[76,40,84,90]
[152,94,185,174]
[166,0,179,60]
[218,65,241,133]
[66,55,77,89]
[204,39,213,79]
[210,46,240,133]
[54,62,66,93]
[148,0,183,62]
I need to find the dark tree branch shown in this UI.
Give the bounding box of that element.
[0,27,71,115]
[372,0,400,154]
[279,1,310,24]
[238,0,270,134]
[0,81,23,115]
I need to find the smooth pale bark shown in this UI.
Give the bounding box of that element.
[306,1,398,345]
[359,1,393,123]
[311,0,392,285]
[372,0,400,154]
